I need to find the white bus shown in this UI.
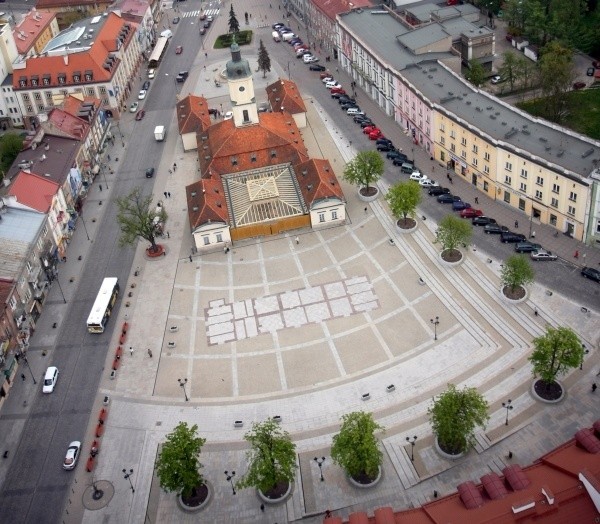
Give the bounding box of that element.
[86,278,120,333]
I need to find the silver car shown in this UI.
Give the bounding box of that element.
[63,441,81,470]
[530,249,557,261]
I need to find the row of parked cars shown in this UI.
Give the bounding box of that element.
[273,23,320,64]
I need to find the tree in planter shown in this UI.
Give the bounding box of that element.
[257,39,271,78]
[228,4,240,34]
[237,419,297,497]
[529,326,583,399]
[155,422,207,504]
[501,255,534,298]
[385,181,421,228]
[435,214,472,261]
[342,150,384,197]
[116,187,167,255]
[331,411,384,482]
[428,384,489,456]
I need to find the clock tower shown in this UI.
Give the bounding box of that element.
[225,41,258,127]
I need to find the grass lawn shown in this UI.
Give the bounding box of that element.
[517,87,600,140]
[214,31,253,49]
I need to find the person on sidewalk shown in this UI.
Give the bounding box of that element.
[514,220,519,229]
[592,383,597,393]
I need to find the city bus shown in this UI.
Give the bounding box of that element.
[148,37,170,69]
[86,278,120,333]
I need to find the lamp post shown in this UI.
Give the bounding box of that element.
[80,215,91,242]
[430,316,439,341]
[54,274,67,304]
[224,470,236,495]
[287,61,291,80]
[406,435,417,462]
[91,475,104,500]
[502,399,513,426]
[580,346,589,370]
[178,378,189,401]
[100,164,109,190]
[314,456,325,481]
[123,468,135,493]
[21,355,37,384]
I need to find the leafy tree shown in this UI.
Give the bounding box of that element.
[257,39,271,78]
[228,4,240,34]
[499,51,523,92]
[331,411,383,480]
[238,419,297,494]
[155,422,206,499]
[501,255,535,294]
[0,133,24,178]
[539,41,575,122]
[385,181,421,226]
[116,187,167,254]
[428,384,489,455]
[529,326,584,386]
[342,150,385,193]
[465,59,486,87]
[435,214,472,253]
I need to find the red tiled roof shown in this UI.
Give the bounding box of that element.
[7,171,59,213]
[36,0,111,9]
[177,95,212,135]
[313,0,374,21]
[295,158,344,207]
[266,79,307,115]
[112,0,149,18]
[13,10,56,55]
[46,108,89,140]
[186,177,229,231]
[13,13,136,90]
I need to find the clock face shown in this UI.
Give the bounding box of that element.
[239,86,245,92]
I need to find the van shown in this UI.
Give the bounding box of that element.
[401,163,415,174]
[42,366,59,394]
[282,32,296,42]
[272,31,281,42]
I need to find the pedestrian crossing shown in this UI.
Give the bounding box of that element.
[182,8,220,18]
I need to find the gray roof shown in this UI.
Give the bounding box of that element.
[0,208,44,279]
[42,13,112,55]
[402,62,600,179]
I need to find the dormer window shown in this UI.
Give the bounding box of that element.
[84,70,93,81]
[231,156,238,166]
[73,72,81,83]
[31,76,39,86]
[270,150,277,158]
[19,76,27,87]
[43,74,51,85]
[250,154,256,162]
[58,74,66,84]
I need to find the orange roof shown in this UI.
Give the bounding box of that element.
[296,158,344,207]
[13,13,136,90]
[13,9,56,55]
[46,108,90,140]
[7,171,59,213]
[177,95,212,135]
[313,0,374,21]
[186,177,229,231]
[266,79,307,115]
[36,0,111,9]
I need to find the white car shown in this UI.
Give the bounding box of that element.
[42,366,59,394]
[148,69,156,79]
[346,108,364,115]
[409,172,427,181]
[326,82,342,90]
[419,178,439,187]
[491,75,502,84]
[223,111,233,120]
[530,249,558,261]
[63,441,81,470]
[321,76,334,83]
[129,102,139,113]
[303,55,319,64]
[138,90,147,100]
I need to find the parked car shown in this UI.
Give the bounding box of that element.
[199,27,206,35]
[460,208,483,218]
[452,201,471,211]
[135,110,145,121]
[330,87,345,94]
[331,92,346,99]
[388,151,407,161]
[573,81,586,90]
[203,21,211,28]
[514,241,542,253]
[363,126,377,134]
[392,156,410,166]
[326,82,342,90]
[491,75,502,84]
[437,194,461,204]
[419,179,439,188]
[175,45,183,54]
[272,22,284,29]
[142,81,150,90]
[359,120,375,128]
[303,55,319,64]
[369,130,383,140]
[483,223,508,234]
[172,16,180,24]
[145,167,155,178]
[322,76,334,83]
[340,102,357,110]
[339,97,356,105]
[320,72,333,79]
[428,186,450,196]
[297,49,311,58]
[129,102,138,113]
[409,172,427,181]
[310,64,326,71]
[500,231,526,243]
[376,143,394,152]
[531,249,557,261]
[581,266,600,283]
[63,441,81,470]
[176,71,189,82]
[42,366,59,394]
[472,216,496,226]
[586,67,595,76]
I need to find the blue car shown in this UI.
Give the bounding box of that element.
[452,201,471,211]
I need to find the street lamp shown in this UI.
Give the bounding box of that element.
[287,61,291,80]
[21,355,37,384]
[224,470,236,495]
[91,475,104,501]
[406,435,417,462]
[430,316,439,341]
[178,378,189,401]
[314,456,325,481]
[502,399,513,426]
[123,468,135,493]
[80,215,91,242]
[580,345,589,370]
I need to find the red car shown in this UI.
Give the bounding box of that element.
[363,126,378,134]
[369,130,383,140]
[175,46,183,54]
[330,88,345,94]
[135,110,145,121]
[460,208,483,218]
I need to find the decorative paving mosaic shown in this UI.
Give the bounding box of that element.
[205,276,379,345]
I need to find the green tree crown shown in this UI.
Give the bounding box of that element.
[237,419,297,493]
[228,4,240,33]
[385,181,422,222]
[428,384,489,455]
[258,40,271,79]
[0,133,24,179]
[528,326,584,385]
[466,59,486,87]
[342,150,385,191]
[331,411,384,479]
[155,422,206,498]
[501,254,535,293]
[435,214,472,252]
[116,187,167,252]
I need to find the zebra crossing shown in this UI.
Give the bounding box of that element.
[182,8,220,18]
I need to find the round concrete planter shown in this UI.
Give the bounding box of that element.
[438,249,465,268]
[500,285,529,304]
[396,219,418,234]
[357,186,380,202]
[347,465,382,489]
[176,481,212,513]
[530,379,565,404]
[434,437,466,460]
[258,481,293,505]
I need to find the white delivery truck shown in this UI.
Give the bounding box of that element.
[154,125,166,141]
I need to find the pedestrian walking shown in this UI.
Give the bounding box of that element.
[99,184,103,191]
[514,220,519,229]
[592,383,597,393]
[446,172,450,181]
[474,196,478,204]
[164,191,168,198]
[167,231,170,238]
[130,346,134,356]
[295,236,299,245]
[107,154,111,161]
[531,231,536,239]
[574,250,579,259]
[167,192,171,198]
[21,373,26,381]
[189,255,193,262]
[205,52,208,58]
[147,349,153,358]
[173,163,177,171]
[534,308,538,316]
[364,206,368,214]
[448,176,453,184]
[260,503,265,512]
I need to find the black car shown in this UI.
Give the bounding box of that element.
[340,102,357,110]
[376,138,393,146]
[428,186,450,196]
[581,266,600,283]
[392,156,411,166]
[145,168,155,178]
[310,64,326,71]
[353,115,370,123]
[387,150,406,160]
[514,241,542,253]
[360,120,375,128]
[437,194,461,204]
[338,96,355,105]
[483,224,508,234]
[331,92,346,99]
[142,81,150,90]
[376,143,393,152]
[203,21,211,28]
[587,67,595,76]
[500,231,527,243]
[472,216,497,226]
